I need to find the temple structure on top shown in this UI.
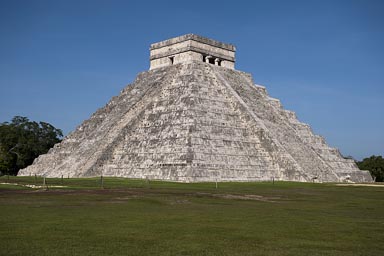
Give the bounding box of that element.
[150,34,236,70]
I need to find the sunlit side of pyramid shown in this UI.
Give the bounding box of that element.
[18,34,372,182]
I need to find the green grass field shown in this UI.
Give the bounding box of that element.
[0,176,383,256]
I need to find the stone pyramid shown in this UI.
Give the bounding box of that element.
[19,34,372,182]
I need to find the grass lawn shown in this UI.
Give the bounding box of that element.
[0,176,383,256]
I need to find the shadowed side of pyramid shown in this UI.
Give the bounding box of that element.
[18,34,372,182]
[213,66,372,182]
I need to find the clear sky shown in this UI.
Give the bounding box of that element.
[0,0,383,160]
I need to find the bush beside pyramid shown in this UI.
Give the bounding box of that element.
[18,34,372,182]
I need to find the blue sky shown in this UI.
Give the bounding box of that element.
[0,0,383,160]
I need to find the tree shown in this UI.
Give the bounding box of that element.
[357,155,384,182]
[0,116,63,175]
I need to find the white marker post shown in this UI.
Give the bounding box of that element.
[43,176,48,190]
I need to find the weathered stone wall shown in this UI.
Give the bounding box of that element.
[150,51,203,70]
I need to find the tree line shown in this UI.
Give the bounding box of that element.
[0,116,63,175]
[357,155,384,182]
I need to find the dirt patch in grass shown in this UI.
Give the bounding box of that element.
[194,192,280,202]
[335,183,384,187]
[0,187,280,203]
[0,182,68,189]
